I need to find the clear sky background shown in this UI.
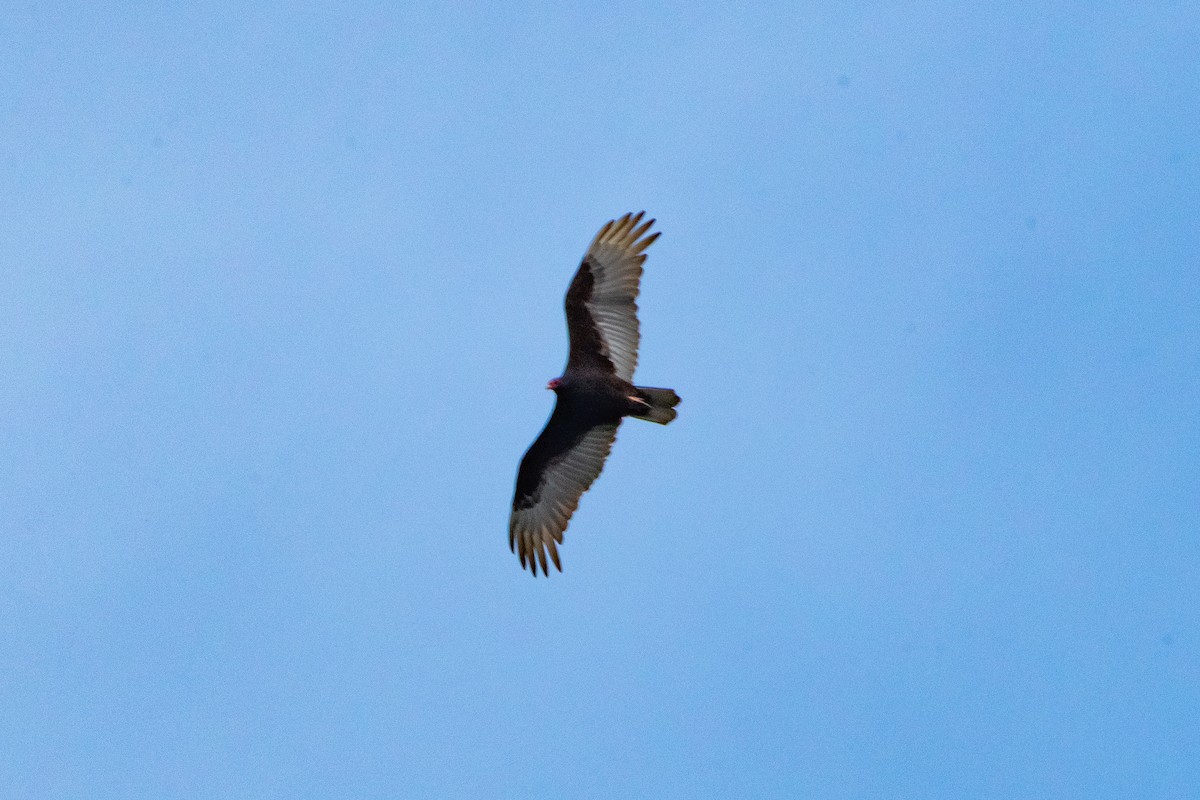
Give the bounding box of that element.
[2,3,1198,798]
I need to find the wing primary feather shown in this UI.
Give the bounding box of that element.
[612,212,633,238]
[630,217,655,241]
[590,220,614,248]
[632,230,660,254]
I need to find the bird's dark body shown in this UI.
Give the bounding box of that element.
[513,373,644,511]
[564,264,611,375]
[556,372,645,421]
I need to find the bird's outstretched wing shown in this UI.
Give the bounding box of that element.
[510,404,620,576]
[564,212,659,382]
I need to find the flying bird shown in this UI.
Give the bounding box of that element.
[510,212,681,576]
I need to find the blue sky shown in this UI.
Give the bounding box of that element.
[2,3,1198,798]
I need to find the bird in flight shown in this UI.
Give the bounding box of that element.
[510,212,681,576]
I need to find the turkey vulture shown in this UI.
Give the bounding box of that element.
[510,212,681,576]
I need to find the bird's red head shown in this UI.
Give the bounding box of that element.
[546,378,562,391]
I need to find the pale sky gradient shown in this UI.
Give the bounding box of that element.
[3,3,1198,798]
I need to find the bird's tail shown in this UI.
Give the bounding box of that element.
[632,386,681,425]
